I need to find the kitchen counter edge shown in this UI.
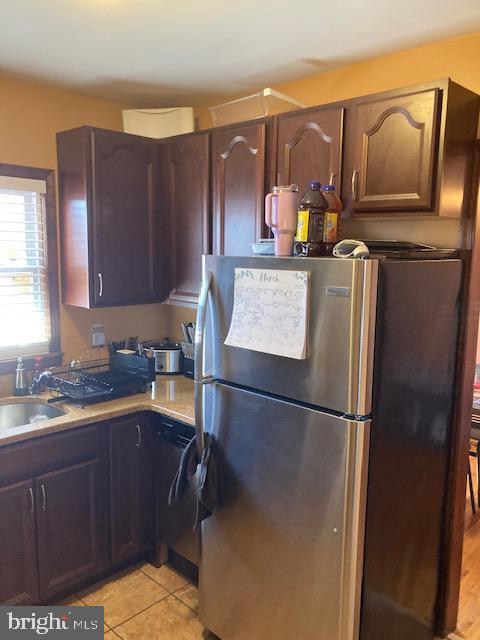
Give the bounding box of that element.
[0,376,195,447]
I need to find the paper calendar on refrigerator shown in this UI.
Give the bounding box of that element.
[224,267,310,359]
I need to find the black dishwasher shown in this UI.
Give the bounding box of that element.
[155,417,199,567]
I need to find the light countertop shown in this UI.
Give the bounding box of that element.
[0,376,195,447]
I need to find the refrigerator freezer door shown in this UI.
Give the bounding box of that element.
[202,256,377,416]
[199,382,370,640]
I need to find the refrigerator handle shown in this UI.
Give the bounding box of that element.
[194,270,214,456]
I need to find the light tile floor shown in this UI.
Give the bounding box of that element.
[57,563,213,639]
[456,449,480,639]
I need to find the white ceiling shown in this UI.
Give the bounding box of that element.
[1,0,479,107]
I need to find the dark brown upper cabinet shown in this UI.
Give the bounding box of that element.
[211,121,267,255]
[276,106,344,198]
[344,88,440,212]
[157,131,210,304]
[342,80,479,217]
[57,127,170,308]
[57,81,479,311]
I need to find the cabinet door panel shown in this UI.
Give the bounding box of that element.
[277,107,344,197]
[92,130,158,306]
[346,89,440,212]
[0,479,38,605]
[110,417,153,563]
[212,122,266,255]
[36,459,108,599]
[167,133,209,303]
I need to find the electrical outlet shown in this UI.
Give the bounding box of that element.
[91,324,105,348]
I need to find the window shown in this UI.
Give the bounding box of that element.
[0,164,60,369]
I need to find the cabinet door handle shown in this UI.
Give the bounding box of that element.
[136,424,142,449]
[98,273,103,297]
[351,170,359,201]
[329,172,336,187]
[28,487,34,515]
[40,484,46,512]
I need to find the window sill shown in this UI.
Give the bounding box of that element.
[0,353,63,375]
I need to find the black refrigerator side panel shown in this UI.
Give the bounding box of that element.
[360,259,462,640]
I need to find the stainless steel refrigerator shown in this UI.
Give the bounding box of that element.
[194,255,462,640]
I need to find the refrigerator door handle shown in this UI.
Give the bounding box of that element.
[195,270,213,455]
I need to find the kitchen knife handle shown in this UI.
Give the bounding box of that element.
[181,322,190,343]
[194,270,213,456]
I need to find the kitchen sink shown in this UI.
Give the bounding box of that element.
[0,401,65,430]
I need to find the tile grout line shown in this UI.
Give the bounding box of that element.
[171,590,199,615]
[71,568,196,632]
[73,595,111,633]
[74,576,171,631]
[137,565,190,595]
[109,592,171,631]
[137,566,175,592]
[75,567,172,629]
[136,567,201,617]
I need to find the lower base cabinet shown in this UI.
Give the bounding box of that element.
[0,479,39,605]
[0,412,182,605]
[0,423,110,605]
[36,459,109,600]
[109,416,153,563]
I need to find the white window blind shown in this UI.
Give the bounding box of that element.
[0,176,51,360]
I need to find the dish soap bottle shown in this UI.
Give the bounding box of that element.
[14,357,28,396]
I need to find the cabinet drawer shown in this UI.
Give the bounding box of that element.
[0,424,107,486]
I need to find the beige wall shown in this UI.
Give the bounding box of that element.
[196,32,480,129]
[0,73,124,168]
[2,31,480,388]
[0,72,191,385]
[196,32,480,249]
